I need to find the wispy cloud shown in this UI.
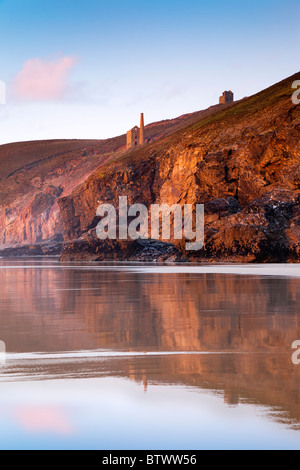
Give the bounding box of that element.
[150,81,186,102]
[13,56,78,101]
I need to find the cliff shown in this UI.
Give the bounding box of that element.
[59,72,300,262]
[1,72,300,261]
[0,107,227,253]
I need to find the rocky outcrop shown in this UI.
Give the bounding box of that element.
[201,189,300,262]
[0,238,63,257]
[60,234,181,262]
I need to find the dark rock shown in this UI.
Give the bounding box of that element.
[0,240,63,258]
[60,233,181,262]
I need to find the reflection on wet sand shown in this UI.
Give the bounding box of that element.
[1,260,300,428]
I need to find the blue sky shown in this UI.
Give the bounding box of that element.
[0,0,299,144]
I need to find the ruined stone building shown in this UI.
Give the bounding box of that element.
[126,113,145,149]
[219,91,234,104]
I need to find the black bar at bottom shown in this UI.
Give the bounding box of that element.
[96,452,200,465]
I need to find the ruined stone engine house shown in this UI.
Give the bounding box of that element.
[126,113,145,149]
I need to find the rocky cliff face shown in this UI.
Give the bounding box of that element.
[1,72,300,261]
[0,138,125,249]
[0,109,217,252]
[59,72,300,262]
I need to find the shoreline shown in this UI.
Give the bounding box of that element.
[1,257,300,278]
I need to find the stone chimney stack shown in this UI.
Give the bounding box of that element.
[140,113,144,145]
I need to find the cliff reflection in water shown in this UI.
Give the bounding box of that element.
[1,260,300,427]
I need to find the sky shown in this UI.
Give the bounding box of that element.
[0,0,299,145]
